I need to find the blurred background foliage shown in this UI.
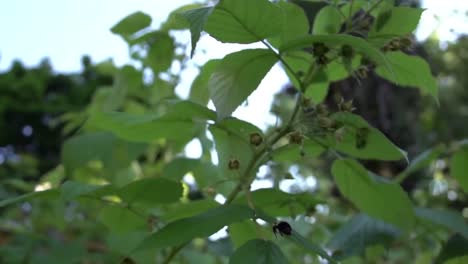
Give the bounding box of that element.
[0,0,467,263]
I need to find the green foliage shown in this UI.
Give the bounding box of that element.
[451,147,468,192]
[3,0,468,263]
[332,159,414,231]
[205,0,281,44]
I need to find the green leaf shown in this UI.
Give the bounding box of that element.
[321,112,407,161]
[376,52,439,102]
[98,205,146,234]
[61,132,145,175]
[182,7,213,57]
[88,101,215,143]
[111,11,152,37]
[205,0,281,44]
[229,220,258,249]
[451,147,468,193]
[313,6,343,34]
[209,49,277,119]
[162,199,220,222]
[269,1,309,48]
[435,234,468,264]
[134,204,254,251]
[0,189,59,208]
[370,7,424,37]
[415,207,468,239]
[229,239,289,264]
[160,4,203,31]
[189,59,221,105]
[146,32,175,73]
[327,213,402,259]
[60,181,115,201]
[118,177,183,205]
[271,139,325,163]
[331,159,415,231]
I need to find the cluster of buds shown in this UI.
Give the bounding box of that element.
[383,36,413,52]
[312,42,330,66]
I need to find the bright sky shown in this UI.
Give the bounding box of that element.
[0,0,467,129]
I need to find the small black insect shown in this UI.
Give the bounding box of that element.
[272,221,292,238]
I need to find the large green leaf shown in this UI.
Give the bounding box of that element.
[205,0,281,43]
[181,6,214,57]
[229,239,288,264]
[189,59,220,105]
[331,159,415,231]
[229,220,258,249]
[209,49,277,119]
[327,214,402,259]
[111,11,151,37]
[134,204,255,251]
[376,51,439,102]
[451,147,468,193]
[312,6,343,34]
[118,177,183,206]
[98,205,146,234]
[320,112,407,161]
[162,199,220,222]
[415,207,468,239]
[269,1,309,48]
[370,7,424,37]
[88,101,215,143]
[60,181,115,201]
[62,132,145,175]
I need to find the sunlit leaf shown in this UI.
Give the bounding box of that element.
[189,59,220,105]
[376,51,439,103]
[313,6,343,34]
[269,1,309,48]
[181,6,213,57]
[370,7,424,37]
[209,49,277,119]
[205,0,281,43]
[111,11,151,37]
